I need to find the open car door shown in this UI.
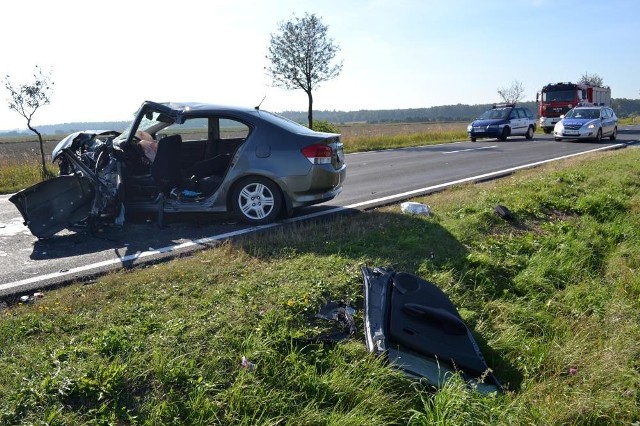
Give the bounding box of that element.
[9,175,96,239]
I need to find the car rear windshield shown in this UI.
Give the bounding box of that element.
[257,110,322,134]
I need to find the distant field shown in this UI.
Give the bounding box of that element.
[338,121,466,141]
[0,139,60,163]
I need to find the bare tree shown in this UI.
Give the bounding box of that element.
[4,65,54,178]
[578,72,604,87]
[497,81,525,104]
[266,13,342,129]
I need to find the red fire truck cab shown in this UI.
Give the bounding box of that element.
[536,82,611,133]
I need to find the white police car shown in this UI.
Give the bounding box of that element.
[553,105,618,142]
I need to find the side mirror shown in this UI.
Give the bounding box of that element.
[560,115,565,119]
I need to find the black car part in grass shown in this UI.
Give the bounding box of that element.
[362,265,502,393]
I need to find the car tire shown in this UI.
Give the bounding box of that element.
[610,127,617,140]
[525,126,534,140]
[554,137,562,142]
[232,176,282,225]
[498,127,509,141]
[470,137,476,142]
[594,129,602,143]
[543,128,552,134]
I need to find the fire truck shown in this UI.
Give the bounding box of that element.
[536,82,611,133]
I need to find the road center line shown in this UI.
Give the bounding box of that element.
[442,146,497,154]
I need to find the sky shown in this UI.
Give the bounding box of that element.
[0,0,638,131]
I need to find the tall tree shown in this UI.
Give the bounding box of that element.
[266,13,342,129]
[497,81,525,104]
[578,72,604,87]
[4,65,54,178]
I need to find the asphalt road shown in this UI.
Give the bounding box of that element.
[1,129,638,297]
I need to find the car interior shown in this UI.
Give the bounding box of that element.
[123,117,249,201]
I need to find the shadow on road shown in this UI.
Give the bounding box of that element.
[30,212,240,261]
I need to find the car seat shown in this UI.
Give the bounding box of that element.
[151,134,182,193]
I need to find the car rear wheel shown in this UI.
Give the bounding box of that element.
[594,129,602,143]
[554,137,562,142]
[232,176,282,225]
[470,137,476,142]
[525,126,534,140]
[610,127,617,140]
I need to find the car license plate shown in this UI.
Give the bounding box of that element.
[564,130,579,135]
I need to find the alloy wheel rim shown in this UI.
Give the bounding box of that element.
[238,183,274,220]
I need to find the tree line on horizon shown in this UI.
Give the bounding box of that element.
[2,98,639,137]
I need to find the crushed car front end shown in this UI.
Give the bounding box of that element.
[10,131,124,238]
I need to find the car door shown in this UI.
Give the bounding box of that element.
[605,108,616,136]
[600,108,612,137]
[510,109,525,135]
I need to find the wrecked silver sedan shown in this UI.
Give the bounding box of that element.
[10,101,346,238]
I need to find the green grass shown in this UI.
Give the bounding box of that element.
[619,116,639,125]
[2,148,640,424]
[343,129,468,153]
[0,154,57,193]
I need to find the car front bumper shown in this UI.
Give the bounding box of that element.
[554,127,599,139]
[540,116,561,129]
[467,126,502,139]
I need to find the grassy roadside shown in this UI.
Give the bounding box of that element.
[1,148,639,424]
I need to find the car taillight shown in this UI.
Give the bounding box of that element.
[301,144,332,164]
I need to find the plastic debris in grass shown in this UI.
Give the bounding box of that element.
[241,356,256,371]
[401,202,431,216]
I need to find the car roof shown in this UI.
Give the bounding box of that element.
[158,101,256,115]
[140,100,282,124]
[574,103,612,109]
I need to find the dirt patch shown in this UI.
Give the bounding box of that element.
[0,140,60,163]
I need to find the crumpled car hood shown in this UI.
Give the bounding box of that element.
[52,130,120,161]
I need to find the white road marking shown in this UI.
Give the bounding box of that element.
[442,146,497,154]
[0,217,31,237]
